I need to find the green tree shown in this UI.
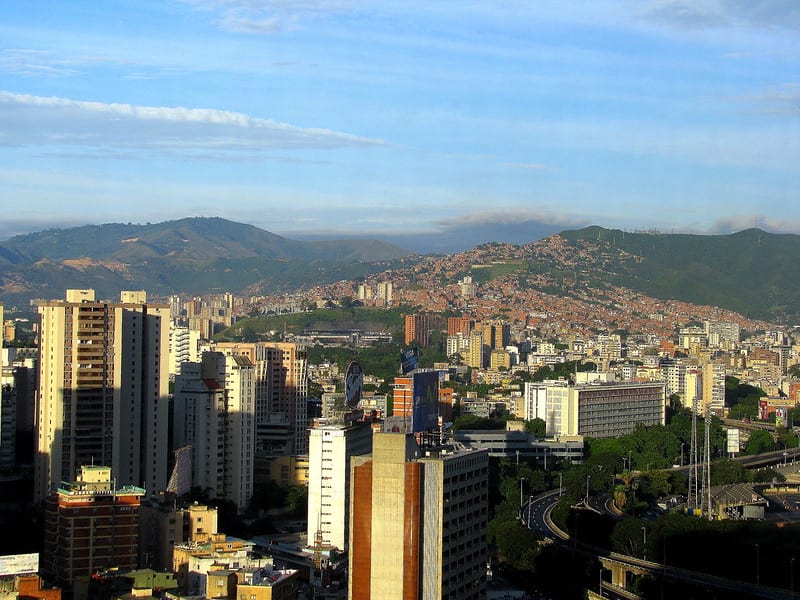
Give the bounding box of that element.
[745,429,775,455]
[488,519,539,571]
[610,517,648,558]
[525,418,546,438]
[710,458,749,485]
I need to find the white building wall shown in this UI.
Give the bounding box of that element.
[307,423,371,551]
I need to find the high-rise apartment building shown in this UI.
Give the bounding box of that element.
[489,349,511,370]
[35,290,170,503]
[41,465,144,597]
[375,281,393,304]
[705,320,740,347]
[447,316,474,337]
[702,362,726,414]
[685,368,703,410]
[213,342,309,457]
[0,383,16,471]
[467,330,485,369]
[662,360,687,398]
[404,314,430,347]
[482,320,510,351]
[168,325,200,378]
[445,332,470,358]
[172,352,256,513]
[348,432,488,599]
[357,284,373,301]
[306,422,372,551]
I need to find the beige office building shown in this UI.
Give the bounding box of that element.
[35,290,170,503]
[349,432,488,599]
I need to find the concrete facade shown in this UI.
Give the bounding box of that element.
[306,421,372,552]
[348,432,488,600]
[35,290,170,503]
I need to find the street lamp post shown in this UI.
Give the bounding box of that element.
[527,494,534,527]
[791,556,795,599]
[680,442,685,467]
[520,477,526,510]
[586,474,591,504]
[559,472,563,497]
[642,526,647,561]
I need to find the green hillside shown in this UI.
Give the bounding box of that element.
[0,218,412,306]
[559,227,800,323]
[0,217,410,264]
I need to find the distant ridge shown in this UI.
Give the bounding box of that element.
[558,226,800,323]
[0,217,412,305]
[1,219,798,324]
[0,217,410,264]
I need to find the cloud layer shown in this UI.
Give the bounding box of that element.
[0,91,384,156]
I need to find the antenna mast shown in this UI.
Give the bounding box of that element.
[688,396,699,511]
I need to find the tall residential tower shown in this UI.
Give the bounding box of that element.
[35,290,170,502]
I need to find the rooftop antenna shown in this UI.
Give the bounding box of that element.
[688,396,699,511]
[701,405,712,520]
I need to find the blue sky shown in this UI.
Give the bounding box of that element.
[1,0,799,241]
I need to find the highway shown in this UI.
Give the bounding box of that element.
[523,489,564,540]
[522,489,794,599]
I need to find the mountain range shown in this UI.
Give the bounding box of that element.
[0,217,411,306]
[1,217,798,324]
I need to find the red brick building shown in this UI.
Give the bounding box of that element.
[41,466,144,597]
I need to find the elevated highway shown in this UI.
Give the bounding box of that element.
[523,490,794,599]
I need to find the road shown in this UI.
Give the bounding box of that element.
[523,489,566,540]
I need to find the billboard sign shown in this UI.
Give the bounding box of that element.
[345,360,364,409]
[775,406,789,427]
[759,400,769,421]
[400,348,419,374]
[384,415,412,433]
[412,370,440,433]
[0,553,39,576]
[726,428,740,455]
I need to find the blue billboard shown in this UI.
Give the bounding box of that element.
[400,347,419,374]
[412,369,439,433]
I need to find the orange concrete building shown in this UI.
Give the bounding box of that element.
[348,433,488,600]
[404,314,430,347]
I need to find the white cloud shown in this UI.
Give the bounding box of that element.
[0,91,385,156]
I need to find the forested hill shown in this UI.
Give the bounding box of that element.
[558,227,800,323]
[0,217,412,305]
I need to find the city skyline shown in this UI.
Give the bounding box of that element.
[1,1,799,241]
